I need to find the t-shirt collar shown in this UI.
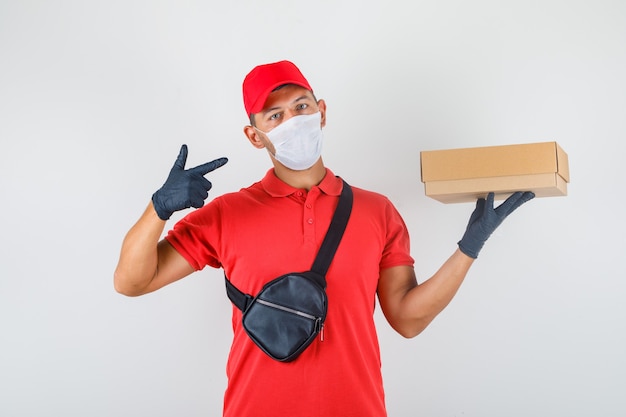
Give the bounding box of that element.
[261,168,343,197]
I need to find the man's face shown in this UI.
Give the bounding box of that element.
[244,84,326,157]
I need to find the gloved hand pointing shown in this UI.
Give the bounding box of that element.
[152,144,228,220]
[458,191,535,259]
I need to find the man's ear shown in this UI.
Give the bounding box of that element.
[243,125,266,149]
[317,99,327,128]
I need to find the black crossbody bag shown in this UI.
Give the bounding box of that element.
[225,180,353,362]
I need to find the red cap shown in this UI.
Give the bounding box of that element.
[242,60,313,116]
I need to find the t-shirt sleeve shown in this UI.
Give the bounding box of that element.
[379,198,415,270]
[164,199,223,271]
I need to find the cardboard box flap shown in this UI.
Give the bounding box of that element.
[555,142,570,182]
[421,141,569,182]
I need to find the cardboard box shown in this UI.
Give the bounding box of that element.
[420,141,570,204]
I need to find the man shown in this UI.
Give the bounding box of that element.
[114,60,534,416]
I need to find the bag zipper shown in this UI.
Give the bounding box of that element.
[257,298,318,320]
[256,299,324,341]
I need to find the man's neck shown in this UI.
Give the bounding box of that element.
[272,159,326,191]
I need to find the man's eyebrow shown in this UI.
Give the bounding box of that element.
[261,95,313,116]
[261,106,282,116]
[292,95,312,103]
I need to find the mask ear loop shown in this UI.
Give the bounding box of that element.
[253,126,269,135]
[252,127,277,158]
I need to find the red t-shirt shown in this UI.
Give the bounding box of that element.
[166,168,414,417]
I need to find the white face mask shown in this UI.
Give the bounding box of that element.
[256,112,323,171]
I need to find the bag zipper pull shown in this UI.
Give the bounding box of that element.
[317,319,324,342]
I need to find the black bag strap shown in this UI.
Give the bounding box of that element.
[225,179,353,312]
[225,276,254,312]
[310,179,352,276]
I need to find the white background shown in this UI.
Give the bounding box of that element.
[1,1,625,416]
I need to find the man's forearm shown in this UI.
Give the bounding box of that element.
[403,249,474,336]
[114,203,166,296]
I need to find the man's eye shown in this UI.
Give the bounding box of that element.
[296,103,308,110]
[269,113,281,121]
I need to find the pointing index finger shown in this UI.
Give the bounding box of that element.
[189,157,229,175]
